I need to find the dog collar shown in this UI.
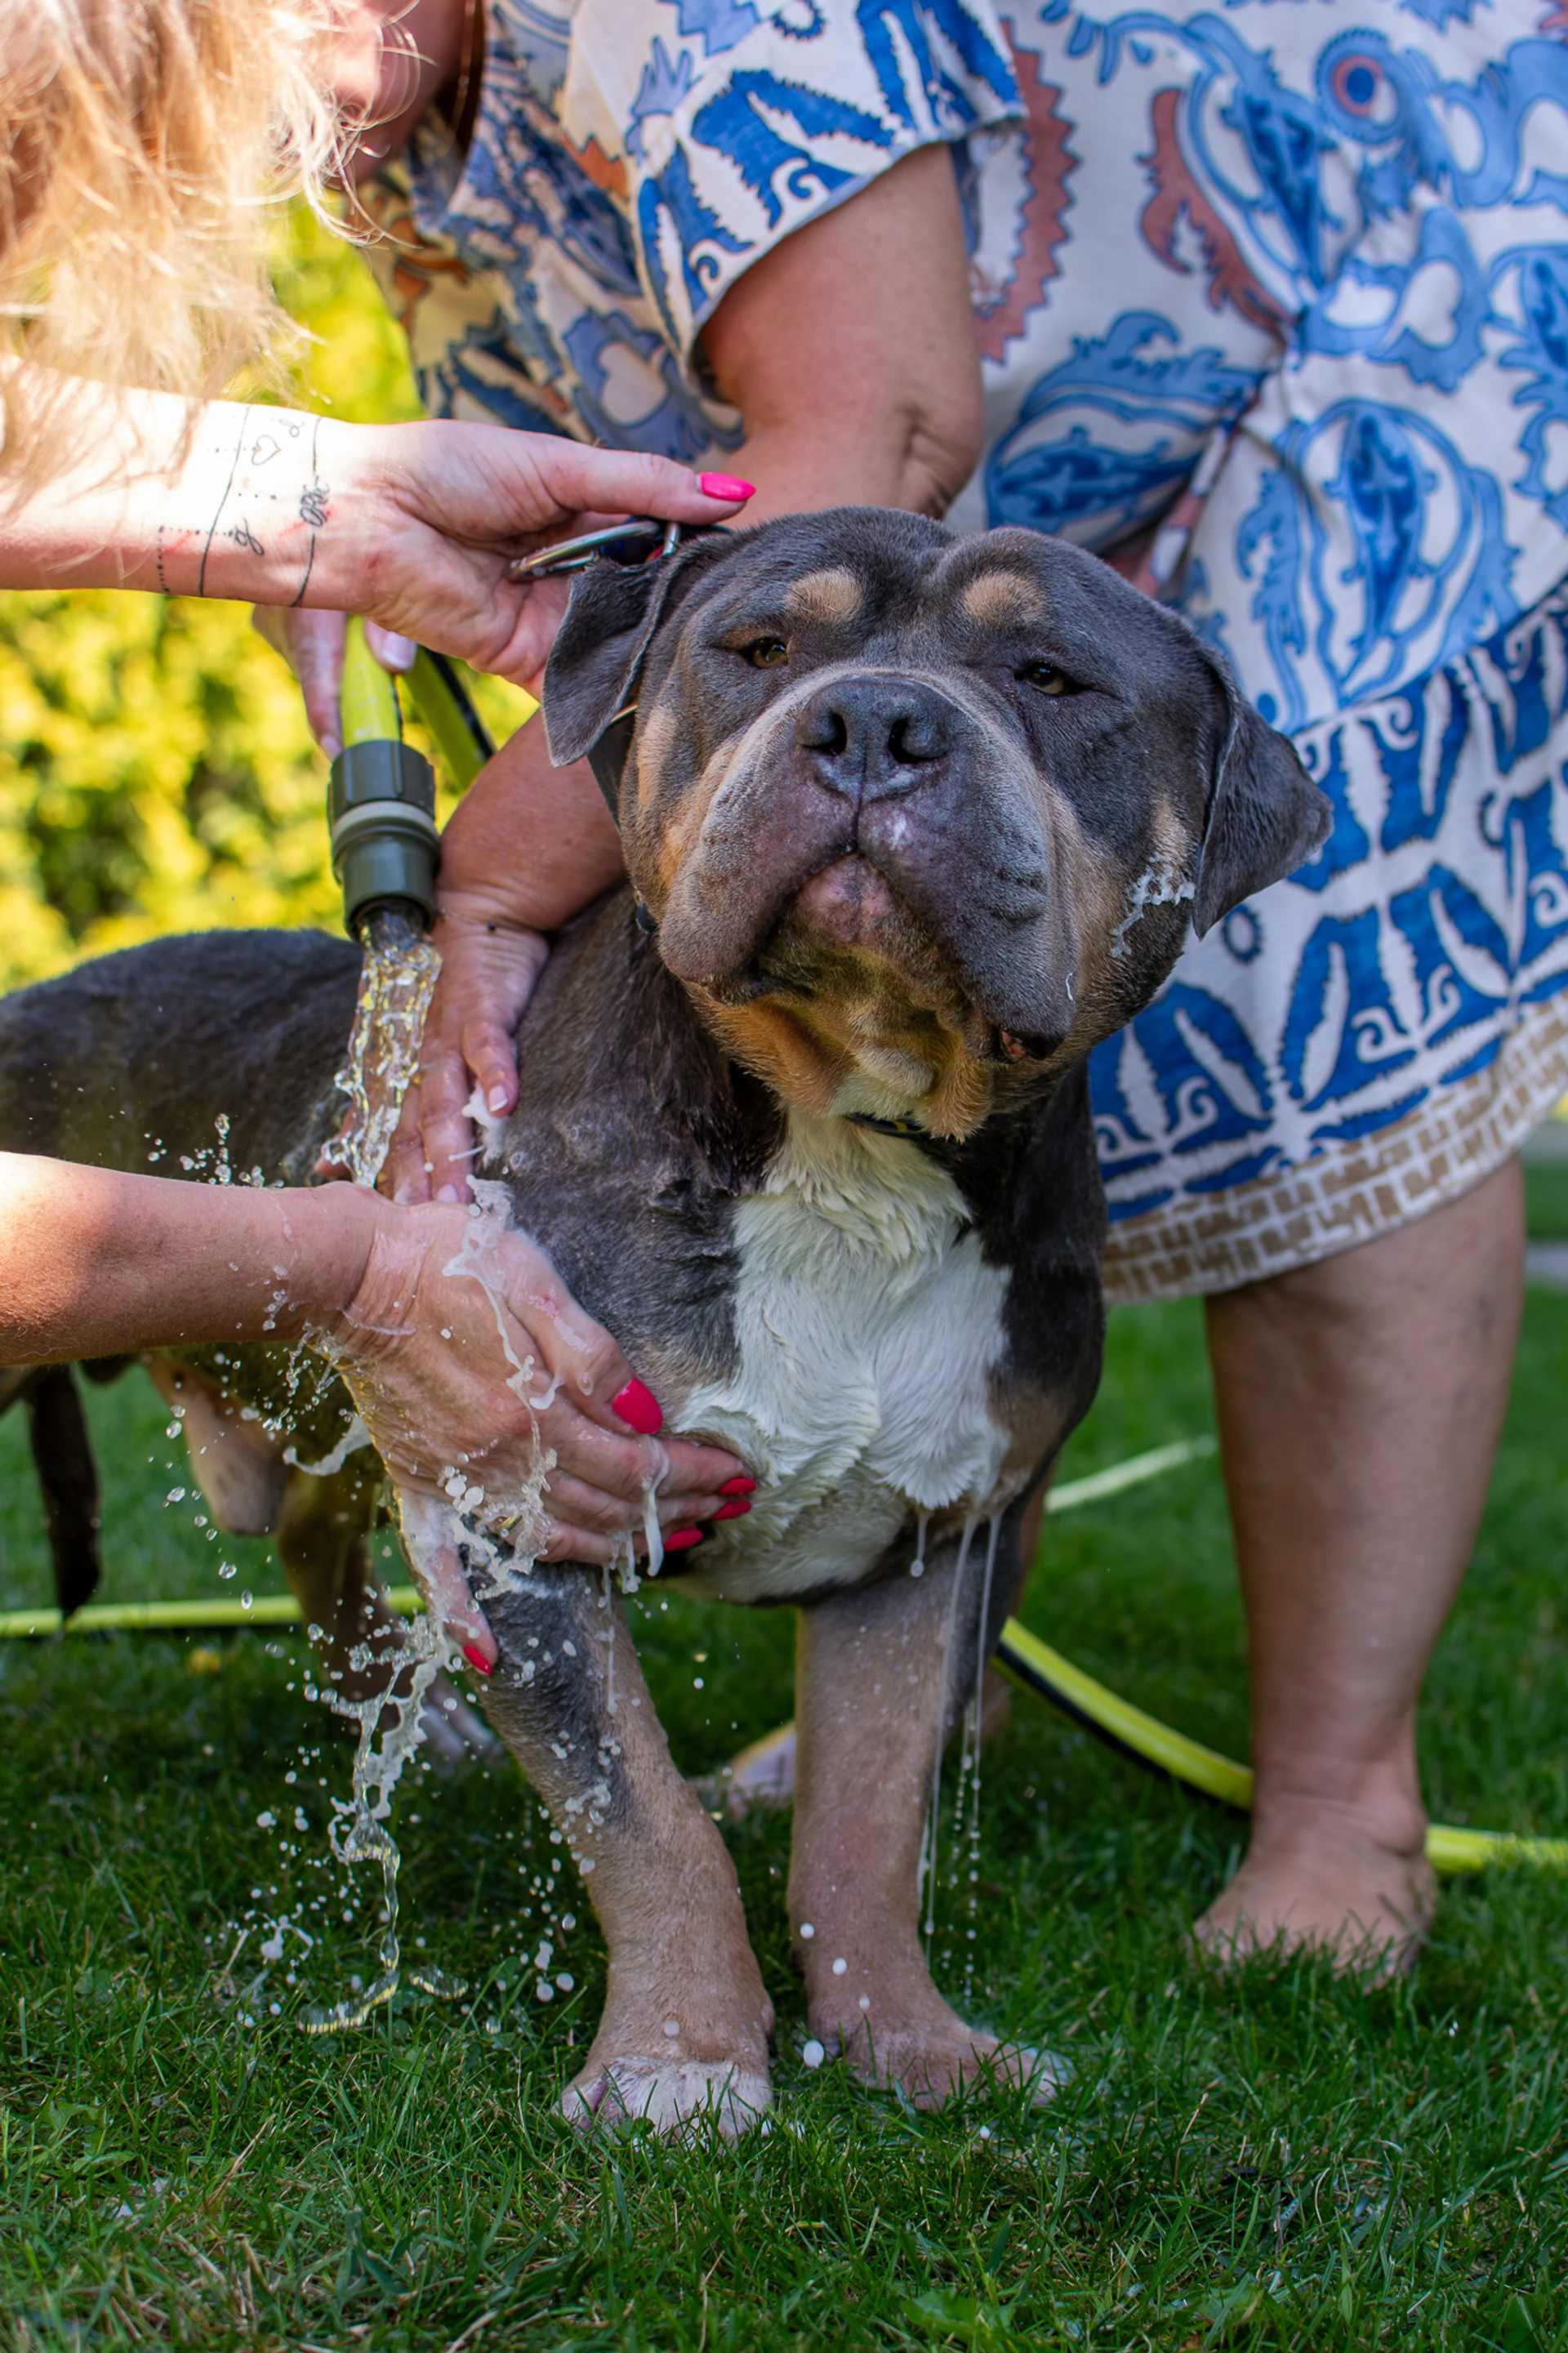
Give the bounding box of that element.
[508,516,683,581]
[841,1111,928,1139]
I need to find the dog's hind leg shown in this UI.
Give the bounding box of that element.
[479,1563,774,2138]
[145,1355,488,1754]
[789,1504,1063,2107]
[19,1365,103,1616]
[275,1466,495,1760]
[145,1355,291,1536]
[273,1457,399,1702]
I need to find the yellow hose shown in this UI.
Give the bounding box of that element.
[7,1431,1564,1875]
[338,613,403,747]
[994,1619,1568,1875]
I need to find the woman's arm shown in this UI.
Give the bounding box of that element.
[0,1154,747,1655]
[390,141,983,1198]
[0,380,751,686]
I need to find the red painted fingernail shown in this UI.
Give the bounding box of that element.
[612,1377,662,1434]
[700,473,755,501]
[461,1644,492,1677]
[663,1526,704,1550]
[718,1476,755,1495]
[715,1498,750,1520]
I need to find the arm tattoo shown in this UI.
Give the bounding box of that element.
[198,406,251,597]
[291,417,328,607]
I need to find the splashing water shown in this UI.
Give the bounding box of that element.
[301,1608,466,2034]
[919,1517,978,1944]
[330,908,442,1189]
[950,1514,1001,2000]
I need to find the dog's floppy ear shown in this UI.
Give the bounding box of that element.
[1192,656,1332,936]
[543,535,729,775]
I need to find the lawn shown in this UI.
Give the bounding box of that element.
[2,1278,1567,2351]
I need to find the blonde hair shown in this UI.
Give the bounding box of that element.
[1,0,347,491]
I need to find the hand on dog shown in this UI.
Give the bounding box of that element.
[325,1198,749,1664]
[381,915,550,1205]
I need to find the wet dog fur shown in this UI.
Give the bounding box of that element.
[0,510,1328,2132]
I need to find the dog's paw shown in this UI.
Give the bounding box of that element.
[829,2018,1068,2110]
[561,2057,773,2141]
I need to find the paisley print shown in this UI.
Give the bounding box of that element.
[358,0,1568,1291]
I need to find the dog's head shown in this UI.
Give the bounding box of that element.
[544,510,1329,1140]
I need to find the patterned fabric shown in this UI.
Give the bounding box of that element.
[359,0,1568,1291]
[1094,582,1568,1295]
[359,0,1019,459]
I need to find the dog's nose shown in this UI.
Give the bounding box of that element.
[795,677,952,798]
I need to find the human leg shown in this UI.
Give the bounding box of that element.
[1196,1156,1524,1967]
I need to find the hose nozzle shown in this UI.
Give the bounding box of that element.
[329,617,439,936]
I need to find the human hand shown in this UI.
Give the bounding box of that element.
[380,914,550,1205]
[253,430,751,751]
[325,1197,751,1666]
[265,423,752,735]
[372,720,626,1205]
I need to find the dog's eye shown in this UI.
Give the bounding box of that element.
[1021,659,1069,696]
[744,637,789,669]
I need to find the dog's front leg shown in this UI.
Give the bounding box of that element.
[790,1513,1059,2106]
[480,1565,774,2137]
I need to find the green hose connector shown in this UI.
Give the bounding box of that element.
[328,617,439,936]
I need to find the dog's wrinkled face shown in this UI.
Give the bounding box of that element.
[546,510,1329,1139]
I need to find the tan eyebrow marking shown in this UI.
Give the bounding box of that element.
[960,572,1048,627]
[781,567,865,625]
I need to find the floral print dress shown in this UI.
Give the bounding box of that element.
[362,0,1568,1295]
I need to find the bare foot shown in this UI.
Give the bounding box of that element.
[1193,1796,1436,1978]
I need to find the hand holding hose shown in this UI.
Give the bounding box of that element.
[249,422,754,750]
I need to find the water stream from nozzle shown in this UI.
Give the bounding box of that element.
[303,622,467,2030]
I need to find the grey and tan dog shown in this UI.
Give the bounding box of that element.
[0,509,1328,2131]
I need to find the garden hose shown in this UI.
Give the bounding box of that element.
[6,1437,1565,1876]
[991,1620,1568,1875]
[406,645,494,792]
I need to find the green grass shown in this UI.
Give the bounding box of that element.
[1523,1154,1568,1241]
[3,1297,1568,2350]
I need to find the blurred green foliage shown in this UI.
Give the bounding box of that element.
[0,208,532,991]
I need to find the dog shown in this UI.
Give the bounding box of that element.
[0,509,1328,2130]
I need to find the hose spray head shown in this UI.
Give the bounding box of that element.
[328,617,439,937]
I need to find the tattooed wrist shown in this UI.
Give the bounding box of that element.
[152,407,335,603]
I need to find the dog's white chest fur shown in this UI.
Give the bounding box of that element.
[672,1114,1011,1600]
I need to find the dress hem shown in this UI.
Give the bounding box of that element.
[1102,1003,1568,1304]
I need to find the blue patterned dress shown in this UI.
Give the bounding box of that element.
[361,0,1568,1298]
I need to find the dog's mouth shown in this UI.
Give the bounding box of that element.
[754,856,1000,1059]
[677,850,1037,1137]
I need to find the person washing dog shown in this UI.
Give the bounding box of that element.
[278,0,1568,1972]
[0,0,758,1642]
